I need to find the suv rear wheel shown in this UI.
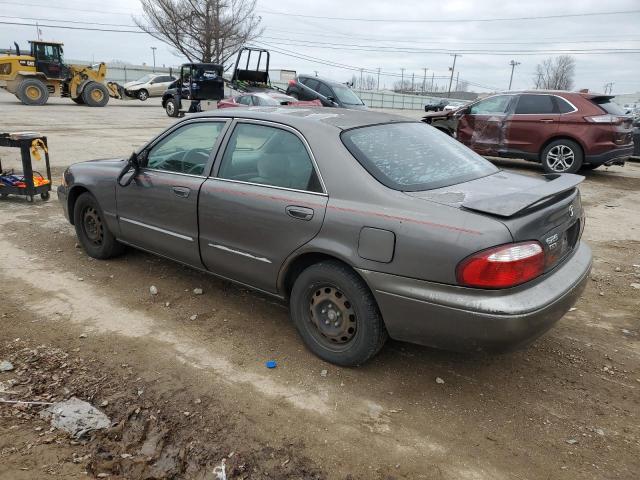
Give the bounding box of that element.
[541,139,583,174]
[290,261,387,366]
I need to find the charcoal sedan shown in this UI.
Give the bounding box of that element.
[57,108,592,366]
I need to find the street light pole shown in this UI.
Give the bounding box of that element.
[508,60,521,90]
[447,54,461,96]
[150,46,157,73]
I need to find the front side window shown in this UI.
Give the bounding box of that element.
[341,122,498,192]
[469,95,513,115]
[146,122,225,175]
[218,123,321,192]
[316,82,334,99]
[136,74,154,84]
[515,94,555,114]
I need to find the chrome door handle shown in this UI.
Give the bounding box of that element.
[286,205,314,221]
[172,186,190,198]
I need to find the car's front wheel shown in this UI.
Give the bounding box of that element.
[137,89,149,101]
[73,192,124,259]
[165,98,180,117]
[541,139,583,174]
[290,261,387,366]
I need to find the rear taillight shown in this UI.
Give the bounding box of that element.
[288,79,296,86]
[584,114,621,124]
[456,242,545,289]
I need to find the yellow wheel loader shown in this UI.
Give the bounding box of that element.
[0,40,126,107]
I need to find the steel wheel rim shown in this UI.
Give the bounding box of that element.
[26,86,41,100]
[307,285,357,351]
[82,206,104,245]
[91,88,104,102]
[166,102,175,115]
[547,145,575,172]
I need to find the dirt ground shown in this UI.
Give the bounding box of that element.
[0,92,638,480]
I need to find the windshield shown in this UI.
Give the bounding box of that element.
[341,122,498,191]
[332,85,364,105]
[135,74,154,84]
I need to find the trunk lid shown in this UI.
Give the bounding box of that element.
[406,171,585,271]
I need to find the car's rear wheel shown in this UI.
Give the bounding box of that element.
[73,192,124,259]
[541,139,583,174]
[290,261,387,366]
[17,78,49,105]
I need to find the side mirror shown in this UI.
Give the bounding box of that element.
[117,151,140,187]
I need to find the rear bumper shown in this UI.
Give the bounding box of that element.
[585,145,633,166]
[57,184,70,222]
[358,241,592,352]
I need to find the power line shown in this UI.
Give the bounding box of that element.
[0,15,139,28]
[0,0,135,16]
[0,20,145,34]
[258,8,640,23]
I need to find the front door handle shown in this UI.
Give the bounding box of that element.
[540,119,555,123]
[172,186,190,198]
[286,205,314,221]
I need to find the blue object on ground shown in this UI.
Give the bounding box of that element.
[265,360,277,369]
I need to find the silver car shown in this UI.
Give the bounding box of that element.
[57,109,591,366]
[124,73,176,101]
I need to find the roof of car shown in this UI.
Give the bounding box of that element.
[190,107,411,131]
[298,75,349,87]
[497,89,609,99]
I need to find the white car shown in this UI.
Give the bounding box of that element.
[123,74,176,101]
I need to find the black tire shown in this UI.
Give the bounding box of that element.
[71,96,85,105]
[40,191,50,201]
[290,260,387,366]
[137,89,149,101]
[165,98,180,117]
[541,139,583,174]
[17,78,49,105]
[82,82,109,107]
[73,192,124,259]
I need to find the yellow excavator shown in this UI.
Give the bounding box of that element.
[0,40,127,107]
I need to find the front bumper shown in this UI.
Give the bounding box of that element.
[585,145,633,166]
[358,241,592,352]
[57,184,70,222]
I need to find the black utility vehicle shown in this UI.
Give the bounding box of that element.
[162,63,225,117]
[286,75,366,109]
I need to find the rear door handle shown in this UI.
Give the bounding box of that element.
[172,186,190,198]
[286,205,314,221]
[540,119,555,123]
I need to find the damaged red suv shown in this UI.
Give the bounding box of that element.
[422,91,634,173]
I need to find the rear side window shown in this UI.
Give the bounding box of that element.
[592,97,626,115]
[303,78,320,91]
[555,97,575,113]
[515,94,555,114]
[341,123,498,192]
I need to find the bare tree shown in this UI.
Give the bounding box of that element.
[134,0,263,64]
[533,55,576,90]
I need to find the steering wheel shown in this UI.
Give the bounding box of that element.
[182,148,210,174]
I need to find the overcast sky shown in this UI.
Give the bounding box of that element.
[1,0,639,93]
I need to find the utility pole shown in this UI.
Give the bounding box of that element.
[536,72,543,89]
[411,73,415,92]
[36,21,41,40]
[150,46,157,73]
[377,67,380,91]
[508,59,521,90]
[447,54,461,96]
[400,68,405,92]
[430,72,434,93]
[422,68,428,93]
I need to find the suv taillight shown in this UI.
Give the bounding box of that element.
[456,242,545,289]
[584,114,621,124]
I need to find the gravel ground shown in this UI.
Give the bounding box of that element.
[0,92,638,480]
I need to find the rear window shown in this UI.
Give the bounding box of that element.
[592,97,627,115]
[341,122,498,192]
